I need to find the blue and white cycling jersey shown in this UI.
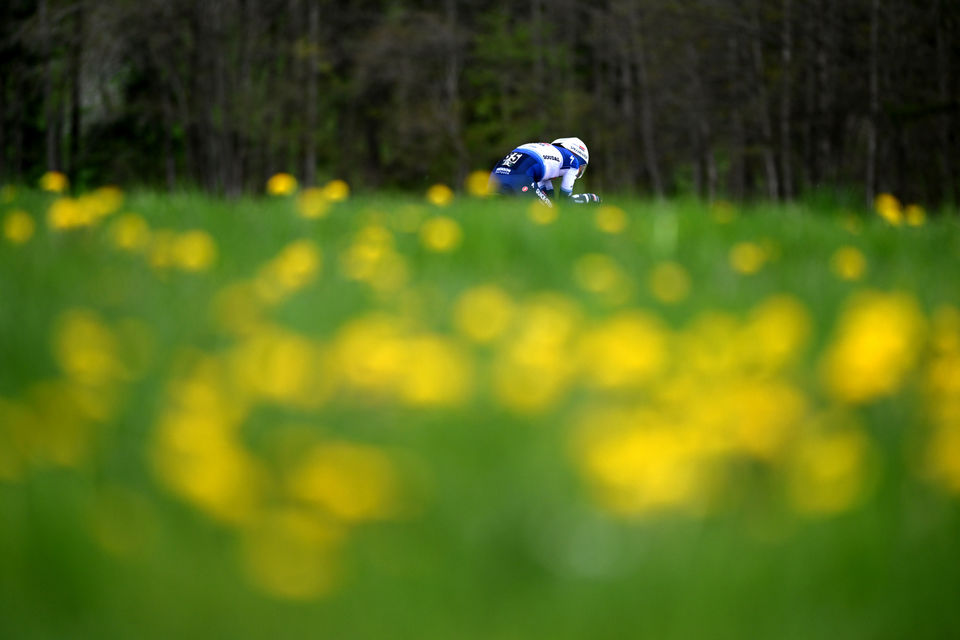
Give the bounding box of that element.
[491,142,585,196]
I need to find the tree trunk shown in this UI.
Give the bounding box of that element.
[40,0,60,172]
[68,0,84,183]
[728,37,746,201]
[444,0,468,187]
[779,0,793,200]
[866,0,880,206]
[936,0,957,206]
[633,6,664,197]
[750,1,779,200]
[303,2,319,186]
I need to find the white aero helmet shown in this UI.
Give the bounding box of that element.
[552,137,589,178]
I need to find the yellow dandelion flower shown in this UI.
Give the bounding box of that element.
[787,427,873,516]
[238,508,343,600]
[322,179,350,202]
[453,284,515,343]
[905,204,926,226]
[3,210,35,244]
[152,407,266,525]
[648,261,691,303]
[396,335,473,406]
[874,192,902,225]
[465,170,492,197]
[527,200,557,225]
[579,419,710,517]
[47,197,91,230]
[426,184,455,207]
[595,205,628,234]
[296,187,331,219]
[577,311,669,389]
[820,291,926,403]
[420,216,462,252]
[288,442,400,522]
[256,239,322,301]
[52,308,125,387]
[830,246,867,281]
[729,241,767,274]
[108,213,151,252]
[266,172,298,196]
[39,170,69,193]
[172,230,218,272]
[81,186,124,220]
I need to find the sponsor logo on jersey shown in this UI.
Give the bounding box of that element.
[495,167,511,175]
[543,155,560,162]
[521,186,529,192]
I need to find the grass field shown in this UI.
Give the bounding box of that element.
[2,178,960,639]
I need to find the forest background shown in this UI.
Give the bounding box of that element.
[1,0,959,206]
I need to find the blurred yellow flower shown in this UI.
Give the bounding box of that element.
[47,197,92,230]
[340,225,408,292]
[420,216,462,252]
[426,184,455,207]
[874,192,902,225]
[648,261,691,303]
[527,200,557,225]
[594,205,627,234]
[579,416,709,517]
[740,295,812,373]
[322,179,350,202]
[238,508,343,600]
[152,405,266,525]
[52,308,125,387]
[465,170,492,197]
[830,246,867,281]
[80,186,124,221]
[787,427,873,515]
[230,327,330,408]
[396,335,473,406]
[108,213,151,252]
[39,170,69,193]
[492,294,581,413]
[905,204,926,226]
[453,285,515,343]
[266,172,298,196]
[729,241,766,274]
[577,311,669,389]
[288,442,400,522]
[3,210,35,244]
[573,253,625,296]
[173,230,218,272]
[256,240,322,302]
[820,291,926,403]
[296,187,331,219]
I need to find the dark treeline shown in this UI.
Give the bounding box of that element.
[1,0,959,204]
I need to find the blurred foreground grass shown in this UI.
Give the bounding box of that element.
[2,178,960,639]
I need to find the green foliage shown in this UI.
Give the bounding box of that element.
[1,188,960,639]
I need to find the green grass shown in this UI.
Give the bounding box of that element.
[1,189,960,639]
